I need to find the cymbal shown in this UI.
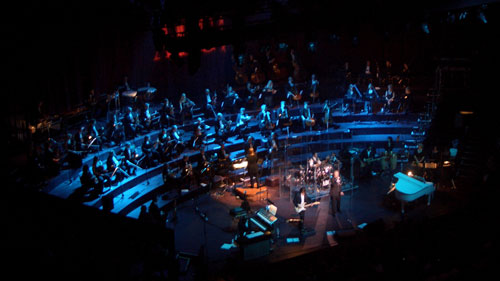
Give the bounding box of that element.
[122,90,137,98]
[138,87,157,93]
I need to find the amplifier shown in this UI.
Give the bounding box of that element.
[265,176,280,187]
[230,207,247,218]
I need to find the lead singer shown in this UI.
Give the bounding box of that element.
[330,170,344,217]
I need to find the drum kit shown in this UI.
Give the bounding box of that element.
[286,163,335,190]
[122,87,157,106]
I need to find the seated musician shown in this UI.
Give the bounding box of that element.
[123,107,137,139]
[343,84,362,113]
[59,132,83,169]
[106,150,129,182]
[412,143,426,176]
[383,84,396,113]
[309,73,320,103]
[308,152,322,173]
[105,113,124,146]
[44,138,62,176]
[80,164,99,193]
[382,136,398,173]
[140,103,155,131]
[257,104,274,135]
[328,151,342,171]
[74,126,96,152]
[159,98,175,127]
[162,162,182,195]
[180,155,196,189]
[87,119,103,149]
[141,135,159,168]
[246,81,259,110]
[360,143,377,178]
[170,125,185,155]
[267,132,279,163]
[237,214,251,238]
[276,100,291,134]
[215,112,232,143]
[363,83,378,113]
[122,142,140,176]
[224,85,241,113]
[197,147,212,178]
[217,142,231,173]
[235,107,251,139]
[179,92,195,123]
[285,76,301,106]
[300,101,315,130]
[191,123,207,151]
[92,155,110,191]
[157,128,171,162]
[205,88,217,119]
[260,80,277,108]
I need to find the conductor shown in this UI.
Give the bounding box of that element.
[247,147,259,188]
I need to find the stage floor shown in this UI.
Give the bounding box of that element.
[157,169,464,275]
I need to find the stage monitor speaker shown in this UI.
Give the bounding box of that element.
[102,194,114,212]
[265,176,280,187]
[241,239,270,260]
[334,228,358,240]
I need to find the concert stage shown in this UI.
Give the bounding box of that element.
[38,100,468,277]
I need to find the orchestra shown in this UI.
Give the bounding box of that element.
[32,43,420,238]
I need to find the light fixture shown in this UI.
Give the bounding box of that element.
[421,23,430,34]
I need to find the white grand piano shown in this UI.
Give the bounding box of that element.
[394,172,435,214]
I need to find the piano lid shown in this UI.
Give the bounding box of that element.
[394,172,433,195]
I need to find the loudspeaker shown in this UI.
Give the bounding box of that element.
[241,239,270,260]
[334,228,358,240]
[265,176,280,187]
[102,194,114,212]
[364,219,385,236]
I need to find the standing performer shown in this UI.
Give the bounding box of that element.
[246,146,259,188]
[383,84,396,113]
[309,73,320,103]
[292,187,317,234]
[330,170,344,216]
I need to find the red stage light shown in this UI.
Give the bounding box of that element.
[198,19,204,30]
[154,51,162,61]
[165,51,172,59]
[201,47,216,53]
[162,24,168,35]
[178,52,189,58]
[217,17,224,30]
[175,24,185,37]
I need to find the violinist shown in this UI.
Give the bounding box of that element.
[257,104,274,135]
[260,80,277,108]
[179,92,195,123]
[301,101,315,130]
[141,135,159,168]
[235,107,251,139]
[215,112,232,143]
[106,150,129,182]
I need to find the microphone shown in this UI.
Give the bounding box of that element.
[195,207,208,221]
[266,198,275,205]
